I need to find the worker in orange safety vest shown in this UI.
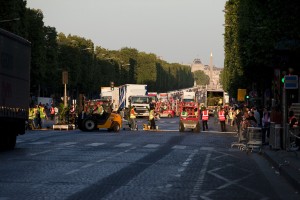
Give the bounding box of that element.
[218,107,226,132]
[129,106,138,130]
[201,107,209,131]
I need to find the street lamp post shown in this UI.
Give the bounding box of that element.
[62,71,68,107]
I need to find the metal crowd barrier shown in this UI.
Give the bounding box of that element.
[269,122,282,150]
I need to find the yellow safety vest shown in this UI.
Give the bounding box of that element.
[39,107,46,119]
[149,110,154,120]
[28,108,35,120]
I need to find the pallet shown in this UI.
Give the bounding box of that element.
[53,124,75,130]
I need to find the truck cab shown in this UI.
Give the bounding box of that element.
[129,95,151,117]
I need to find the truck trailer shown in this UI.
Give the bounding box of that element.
[119,84,150,117]
[0,28,31,149]
[205,90,225,115]
[100,86,119,112]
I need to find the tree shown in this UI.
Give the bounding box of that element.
[193,70,210,85]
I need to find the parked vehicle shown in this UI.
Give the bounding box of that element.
[155,101,176,118]
[0,28,31,149]
[158,109,175,118]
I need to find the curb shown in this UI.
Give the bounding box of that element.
[262,151,300,192]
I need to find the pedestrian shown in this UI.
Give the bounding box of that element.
[149,108,156,130]
[129,105,138,130]
[231,108,236,127]
[54,105,59,124]
[247,111,257,127]
[228,108,233,126]
[213,106,219,123]
[50,104,55,120]
[201,107,209,131]
[262,108,270,144]
[288,110,300,148]
[252,107,261,127]
[288,110,298,128]
[235,108,243,134]
[34,105,41,129]
[28,106,35,129]
[218,107,226,132]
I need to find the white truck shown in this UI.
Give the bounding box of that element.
[182,91,196,102]
[119,84,150,117]
[100,86,119,112]
[0,28,31,149]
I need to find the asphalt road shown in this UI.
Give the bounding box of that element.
[0,117,299,200]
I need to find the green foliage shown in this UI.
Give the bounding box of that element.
[223,0,300,99]
[2,2,195,102]
[193,70,210,85]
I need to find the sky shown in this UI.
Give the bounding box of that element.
[26,0,227,67]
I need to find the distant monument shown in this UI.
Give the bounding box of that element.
[191,58,205,72]
[209,52,213,87]
[190,52,222,89]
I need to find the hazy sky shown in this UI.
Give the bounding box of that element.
[26,0,227,67]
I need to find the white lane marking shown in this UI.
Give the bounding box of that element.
[96,159,106,163]
[172,145,186,150]
[81,164,94,169]
[190,151,212,200]
[28,141,51,145]
[58,142,77,146]
[176,149,198,174]
[86,143,105,147]
[29,150,53,156]
[115,143,132,148]
[65,169,80,175]
[144,144,160,148]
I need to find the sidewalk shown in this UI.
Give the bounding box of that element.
[262,147,300,192]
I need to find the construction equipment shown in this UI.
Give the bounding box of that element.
[77,99,122,132]
[179,101,200,133]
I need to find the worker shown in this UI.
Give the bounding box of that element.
[28,106,35,121]
[202,107,209,131]
[50,104,55,120]
[181,108,188,117]
[94,103,104,115]
[34,105,41,129]
[149,108,156,130]
[28,106,35,129]
[130,106,138,130]
[218,107,226,132]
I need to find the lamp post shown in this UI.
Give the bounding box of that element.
[62,71,68,107]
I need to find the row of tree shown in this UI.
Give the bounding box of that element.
[1,0,210,101]
[222,0,300,102]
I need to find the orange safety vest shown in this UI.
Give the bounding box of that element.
[202,110,209,121]
[218,110,225,121]
[130,108,136,119]
[50,107,55,115]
